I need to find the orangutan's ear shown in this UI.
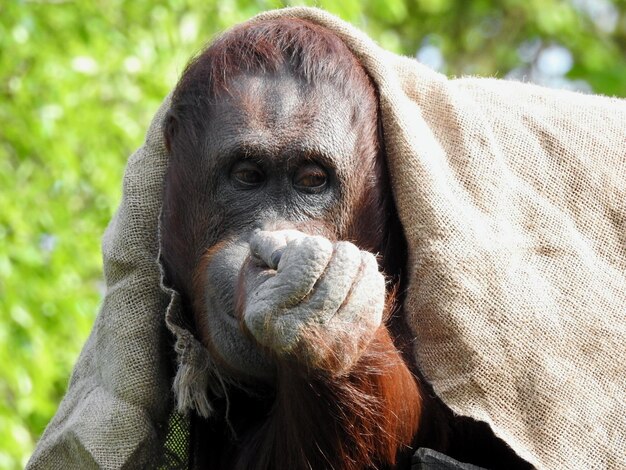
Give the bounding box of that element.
[163,110,178,154]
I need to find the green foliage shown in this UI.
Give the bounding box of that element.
[1,0,624,467]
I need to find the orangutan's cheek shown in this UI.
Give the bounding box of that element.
[196,239,276,381]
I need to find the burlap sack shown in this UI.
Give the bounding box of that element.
[28,7,626,470]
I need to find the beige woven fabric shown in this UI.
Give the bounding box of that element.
[29,7,626,470]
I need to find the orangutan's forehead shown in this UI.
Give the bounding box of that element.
[206,71,358,163]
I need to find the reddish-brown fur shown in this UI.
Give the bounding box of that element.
[162,17,531,470]
[228,292,422,470]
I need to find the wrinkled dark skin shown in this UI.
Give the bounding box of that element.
[162,68,389,380]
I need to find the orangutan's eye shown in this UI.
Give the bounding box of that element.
[294,164,328,193]
[231,161,265,189]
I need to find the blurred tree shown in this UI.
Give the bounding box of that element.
[1,0,624,467]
